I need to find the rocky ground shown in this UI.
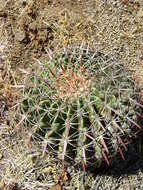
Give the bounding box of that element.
[0,0,143,189]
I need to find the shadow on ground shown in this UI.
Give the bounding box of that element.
[86,131,143,176]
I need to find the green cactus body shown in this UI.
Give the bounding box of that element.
[21,47,142,169]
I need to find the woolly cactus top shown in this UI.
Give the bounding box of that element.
[21,47,142,170]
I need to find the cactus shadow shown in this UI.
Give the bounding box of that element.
[87,132,143,176]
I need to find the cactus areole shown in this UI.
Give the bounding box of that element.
[21,47,142,170]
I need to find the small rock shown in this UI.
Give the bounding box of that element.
[42,166,55,175]
[49,184,62,190]
[137,8,143,18]
[29,21,37,31]
[15,29,26,42]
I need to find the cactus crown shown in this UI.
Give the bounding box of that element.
[48,57,93,101]
[21,47,142,170]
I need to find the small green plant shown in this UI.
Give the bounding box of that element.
[20,46,142,170]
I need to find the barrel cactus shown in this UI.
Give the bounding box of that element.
[20,46,142,170]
